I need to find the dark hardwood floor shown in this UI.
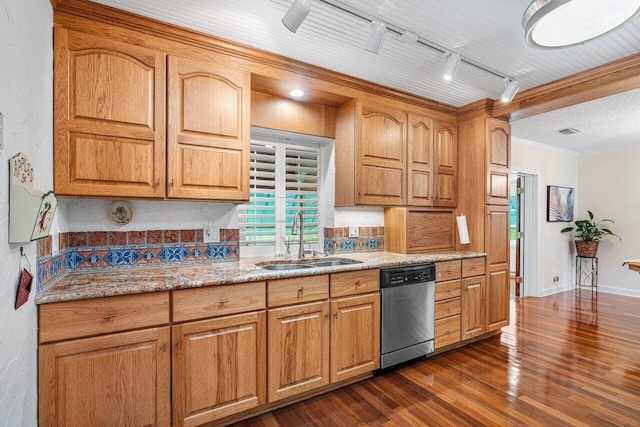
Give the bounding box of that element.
[232,290,640,426]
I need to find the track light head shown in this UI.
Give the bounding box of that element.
[365,21,387,54]
[501,79,520,103]
[442,53,461,81]
[282,0,311,33]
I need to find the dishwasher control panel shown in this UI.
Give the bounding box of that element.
[380,263,435,288]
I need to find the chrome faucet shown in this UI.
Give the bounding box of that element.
[292,210,304,259]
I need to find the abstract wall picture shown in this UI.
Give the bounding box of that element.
[547,185,574,222]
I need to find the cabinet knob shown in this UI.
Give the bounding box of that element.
[355,280,361,288]
[298,287,304,297]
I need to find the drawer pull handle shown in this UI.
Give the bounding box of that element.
[334,312,338,319]
[446,330,452,335]
[447,289,453,293]
[355,280,361,288]
[298,287,304,297]
[447,307,453,312]
[103,314,117,320]
[219,298,229,305]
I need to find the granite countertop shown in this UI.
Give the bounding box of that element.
[35,251,486,304]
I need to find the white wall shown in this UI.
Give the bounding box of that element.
[578,149,640,297]
[511,137,579,297]
[0,0,53,424]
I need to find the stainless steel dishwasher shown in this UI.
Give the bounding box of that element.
[380,263,436,369]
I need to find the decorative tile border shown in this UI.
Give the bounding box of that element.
[323,226,384,255]
[37,229,239,293]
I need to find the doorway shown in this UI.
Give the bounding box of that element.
[510,173,529,299]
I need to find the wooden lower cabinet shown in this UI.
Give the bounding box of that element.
[330,293,380,382]
[461,275,485,340]
[39,327,171,427]
[487,269,510,331]
[267,301,330,402]
[172,311,266,427]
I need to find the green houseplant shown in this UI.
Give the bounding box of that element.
[560,210,620,257]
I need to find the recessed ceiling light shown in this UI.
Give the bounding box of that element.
[288,89,305,98]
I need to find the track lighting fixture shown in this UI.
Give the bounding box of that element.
[399,30,419,44]
[442,53,461,81]
[522,0,640,49]
[501,79,520,103]
[365,21,386,54]
[282,0,311,33]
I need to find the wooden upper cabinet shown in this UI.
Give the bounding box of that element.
[434,122,457,207]
[167,55,250,201]
[54,27,165,198]
[357,102,407,205]
[486,118,511,205]
[407,114,434,206]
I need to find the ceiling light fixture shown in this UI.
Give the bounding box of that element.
[365,21,387,54]
[501,79,521,103]
[523,0,640,49]
[282,0,311,33]
[442,53,461,81]
[288,89,306,98]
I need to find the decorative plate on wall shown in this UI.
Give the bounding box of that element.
[108,201,134,225]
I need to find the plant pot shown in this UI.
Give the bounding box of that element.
[575,241,598,258]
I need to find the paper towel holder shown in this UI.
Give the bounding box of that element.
[456,214,470,245]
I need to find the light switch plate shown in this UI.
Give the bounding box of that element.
[203,225,220,243]
[348,226,359,237]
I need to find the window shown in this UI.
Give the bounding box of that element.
[239,130,325,257]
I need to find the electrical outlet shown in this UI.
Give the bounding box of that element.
[553,275,559,282]
[203,224,220,243]
[348,226,359,238]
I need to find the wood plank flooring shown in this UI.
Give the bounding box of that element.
[232,290,640,426]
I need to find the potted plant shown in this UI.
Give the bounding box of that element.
[560,210,620,257]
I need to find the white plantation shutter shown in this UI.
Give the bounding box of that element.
[285,146,319,245]
[239,138,321,250]
[239,143,277,245]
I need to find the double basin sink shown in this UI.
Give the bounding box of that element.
[257,258,362,271]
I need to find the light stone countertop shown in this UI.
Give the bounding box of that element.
[35,251,486,304]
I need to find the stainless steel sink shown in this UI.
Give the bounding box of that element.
[309,259,361,268]
[257,258,361,270]
[259,263,315,271]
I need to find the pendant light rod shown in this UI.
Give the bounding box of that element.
[317,0,513,81]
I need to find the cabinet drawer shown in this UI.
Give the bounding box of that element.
[330,269,379,298]
[268,275,329,307]
[173,282,266,323]
[434,315,461,349]
[39,292,170,343]
[435,279,461,301]
[462,257,486,278]
[435,298,461,320]
[435,260,461,282]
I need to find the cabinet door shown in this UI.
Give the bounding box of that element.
[172,311,266,427]
[54,28,165,198]
[434,122,457,207]
[39,327,170,427]
[486,118,510,205]
[167,55,250,200]
[486,205,510,331]
[330,293,380,383]
[357,102,406,205]
[461,275,485,340]
[407,114,434,206]
[268,301,329,402]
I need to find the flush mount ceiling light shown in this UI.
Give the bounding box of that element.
[282,0,311,33]
[501,79,521,102]
[523,0,640,49]
[365,21,387,54]
[442,53,461,81]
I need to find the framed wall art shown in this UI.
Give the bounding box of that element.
[547,185,574,222]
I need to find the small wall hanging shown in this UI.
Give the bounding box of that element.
[9,152,57,242]
[547,185,574,222]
